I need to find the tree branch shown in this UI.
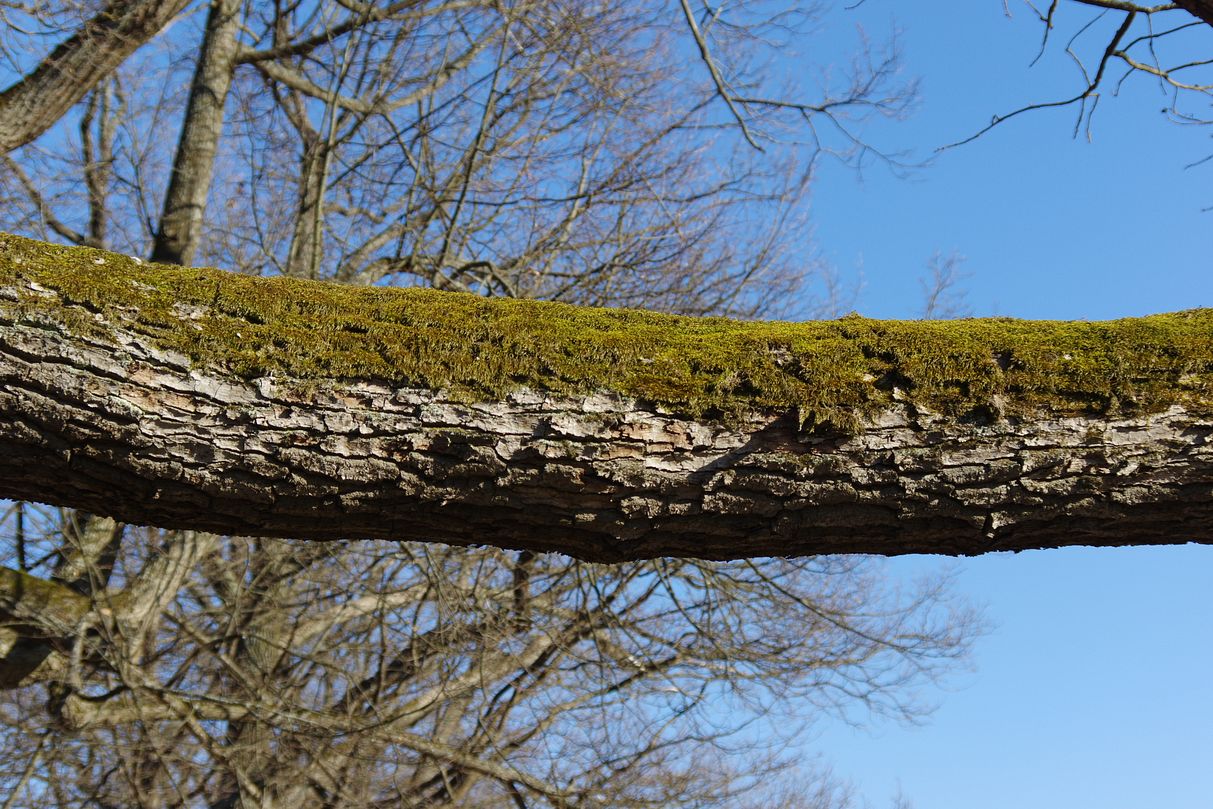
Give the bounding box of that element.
[150,0,243,267]
[1171,0,1213,25]
[945,8,1138,149]
[0,0,191,153]
[0,234,1210,560]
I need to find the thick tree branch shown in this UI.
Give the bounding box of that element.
[0,234,1210,561]
[0,567,91,638]
[0,0,191,154]
[0,566,90,689]
[1172,0,1213,25]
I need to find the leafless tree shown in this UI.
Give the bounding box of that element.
[2,0,916,316]
[0,2,982,806]
[920,250,971,320]
[0,514,978,807]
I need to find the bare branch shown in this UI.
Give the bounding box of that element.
[0,0,191,153]
[943,8,1137,149]
[677,0,764,150]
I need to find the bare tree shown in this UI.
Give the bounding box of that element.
[0,1,980,806]
[919,250,970,320]
[0,517,977,806]
[3,1,911,314]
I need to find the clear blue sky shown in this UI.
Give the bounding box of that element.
[790,3,1213,807]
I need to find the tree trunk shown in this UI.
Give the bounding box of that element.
[284,136,329,280]
[0,0,191,154]
[1,234,1210,561]
[150,0,243,267]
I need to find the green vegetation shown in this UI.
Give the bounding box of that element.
[0,566,90,623]
[2,233,1210,430]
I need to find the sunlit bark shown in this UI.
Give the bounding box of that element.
[2,236,1209,561]
[0,0,190,153]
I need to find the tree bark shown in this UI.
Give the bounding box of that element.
[1174,0,1213,28]
[1,234,1210,561]
[0,0,191,154]
[150,0,243,267]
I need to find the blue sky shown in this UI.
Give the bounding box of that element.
[807,1,1211,321]
[793,4,1213,807]
[810,546,1213,809]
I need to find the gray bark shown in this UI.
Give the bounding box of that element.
[0,282,1209,560]
[150,0,243,267]
[0,0,191,153]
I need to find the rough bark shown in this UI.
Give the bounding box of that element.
[1,234,1210,561]
[0,0,191,154]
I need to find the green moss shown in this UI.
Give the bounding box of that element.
[0,566,90,623]
[1,232,1210,430]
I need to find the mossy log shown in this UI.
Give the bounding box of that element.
[0,233,1210,560]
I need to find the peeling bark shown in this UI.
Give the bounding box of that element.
[0,236,1210,561]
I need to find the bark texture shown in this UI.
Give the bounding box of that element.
[0,0,191,154]
[1,235,1210,561]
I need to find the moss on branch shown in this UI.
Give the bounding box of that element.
[0,566,90,628]
[1,232,1210,430]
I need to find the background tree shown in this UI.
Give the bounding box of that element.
[0,2,980,806]
[0,0,192,153]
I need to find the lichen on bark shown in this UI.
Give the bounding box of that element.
[1,232,1210,432]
